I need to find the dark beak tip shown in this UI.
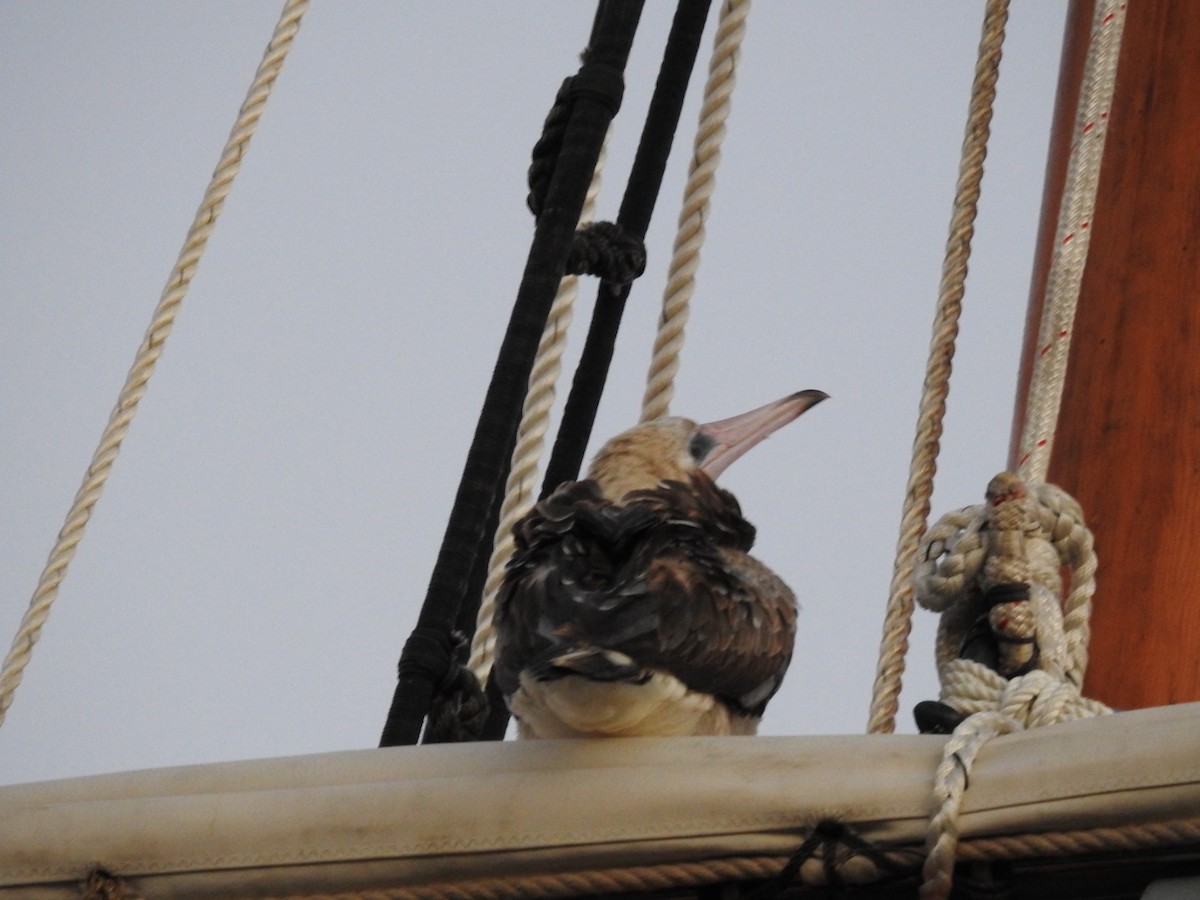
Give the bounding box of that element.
[797,388,830,407]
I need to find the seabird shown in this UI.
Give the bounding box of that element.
[492,389,827,738]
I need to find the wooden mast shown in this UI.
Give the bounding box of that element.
[1011,0,1200,710]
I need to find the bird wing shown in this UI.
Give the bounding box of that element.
[492,478,797,717]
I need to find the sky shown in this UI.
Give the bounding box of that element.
[0,1,1068,786]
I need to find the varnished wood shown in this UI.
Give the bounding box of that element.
[1011,0,1200,709]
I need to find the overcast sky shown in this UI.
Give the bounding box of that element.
[0,2,1068,786]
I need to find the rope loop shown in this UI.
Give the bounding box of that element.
[527,61,625,218]
[396,625,455,686]
[743,820,916,898]
[527,77,574,216]
[915,473,1098,687]
[566,220,647,287]
[915,472,1110,899]
[567,57,626,118]
[424,631,489,743]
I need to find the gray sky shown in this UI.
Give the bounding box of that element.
[0,2,1067,785]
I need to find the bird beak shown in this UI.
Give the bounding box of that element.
[698,389,828,479]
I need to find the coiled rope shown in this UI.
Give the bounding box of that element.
[867,4,1128,896]
[914,474,1112,898]
[640,0,750,422]
[0,0,310,733]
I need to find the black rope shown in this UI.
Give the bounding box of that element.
[421,632,490,744]
[538,0,713,497]
[566,221,647,285]
[419,423,514,745]
[526,77,573,217]
[741,821,913,899]
[477,0,712,742]
[379,0,643,748]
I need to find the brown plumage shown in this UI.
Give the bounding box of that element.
[493,390,827,738]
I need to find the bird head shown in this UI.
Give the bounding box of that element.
[586,389,828,501]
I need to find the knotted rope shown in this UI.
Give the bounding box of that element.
[863,1,1126,894]
[640,0,750,422]
[0,0,310,734]
[914,474,1111,899]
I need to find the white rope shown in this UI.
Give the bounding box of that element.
[0,0,310,733]
[914,473,1111,899]
[915,476,1098,685]
[468,132,610,686]
[908,4,1128,891]
[640,0,750,423]
[867,0,1010,736]
[1017,0,1127,484]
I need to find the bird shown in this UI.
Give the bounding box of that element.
[492,389,827,738]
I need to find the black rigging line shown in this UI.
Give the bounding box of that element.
[477,0,714,741]
[380,0,643,748]
[539,0,713,498]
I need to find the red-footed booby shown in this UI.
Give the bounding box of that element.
[493,390,827,738]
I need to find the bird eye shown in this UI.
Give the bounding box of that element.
[688,432,716,462]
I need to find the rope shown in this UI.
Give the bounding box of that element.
[960,817,1200,862]
[867,0,1010,736]
[640,0,750,423]
[273,815,1200,900]
[473,2,714,742]
[915,476,1098,684]
[536,0,713,499]
[1016,0,1128,484]
[913,473,1111,900]
[920,710,1019,900]
[906,3,1128,891]
[378,3,643,748]
[467,133,610,688]
[0,0,310,734]
[284,857,785,900]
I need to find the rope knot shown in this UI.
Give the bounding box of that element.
[396,625,455,685]
[566,221,647,288]
[915,473,1100,699]
[916,474,1112,900]
[527,61,625,218]
[567,58,625,118]
[424,630,490,744]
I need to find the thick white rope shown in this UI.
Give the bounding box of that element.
[867,0,1010,737]
[0,0,310,733]
[640,0,750,423]
[468,133,610,686]
[1016,0,1127,484]
[914,472,1111,899]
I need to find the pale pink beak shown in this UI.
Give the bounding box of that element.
[698,389,828,479]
